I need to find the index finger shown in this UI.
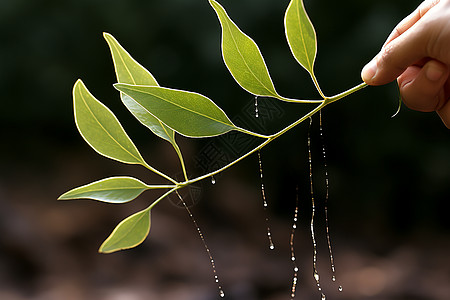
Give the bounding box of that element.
[383,0,440,47]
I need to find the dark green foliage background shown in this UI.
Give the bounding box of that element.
[0,0,449,299]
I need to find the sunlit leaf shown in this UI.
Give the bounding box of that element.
[114,84,237,137]
[58,176,156,203]
[99,209,151,253]
[103,33,177,145]
[103,32,158,86]
[73,79,148,166]
[209,0,280,98]
[284,0,317,75]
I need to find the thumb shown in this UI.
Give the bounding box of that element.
[361,22,430,86]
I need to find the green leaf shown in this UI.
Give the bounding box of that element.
[209,0,280,98]
[73,79,148,167]
[99,209,151,253]
[121,95,178,143]
[103,32,158,86]
[114,84,237,138]
[103,33,177,145]
[58,176,155,203]
[284,0,317,75]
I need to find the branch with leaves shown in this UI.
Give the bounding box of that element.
[59,0,367,253]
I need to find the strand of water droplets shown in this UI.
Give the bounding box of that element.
[319,111,342,293]
[257,150,275,250]
[290,186,300,299]
[308,117,326,300]
[175,191,225,298]
[254,96,259,118]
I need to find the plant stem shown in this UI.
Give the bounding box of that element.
[148,187,181,211]
[326,82,367,104]
[145,184,179,189]
[143,162,179,185]
[154,81,368,208]
[173,141,189,181]
[276,95,324,104]
[236,127,271,139]
[186,81,366,186]
[311,73,328,100]
[187,102,326,185]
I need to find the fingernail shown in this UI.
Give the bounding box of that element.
[361,59,378,83]
[425,64,445,82]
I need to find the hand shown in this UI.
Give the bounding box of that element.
[361,0,450,128]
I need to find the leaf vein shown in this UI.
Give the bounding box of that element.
[222,12,276,97]
[296,1,312,69]
[111,42,137,85]
[128,87,233,129]
[78,86,141,163]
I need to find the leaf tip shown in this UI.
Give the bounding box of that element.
[74,78,83,87]
[97,209,151,254]
[208,0,221,11]
[113,82,125,91]
[73,79,84,97]
[103,32,115,44]
[98,244,112,254]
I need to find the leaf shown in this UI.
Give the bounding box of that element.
[58,176,155,203]
[392,86,403,118]
[114,84,237,138]
[103,32,158,86]
[73,79,148,167]
[121,95,178,143]
[209,0,280,98]
[284,0,317,75]
[99,209,151,253]
[103,33,177,145]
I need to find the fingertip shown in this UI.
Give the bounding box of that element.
[425,60,448,82]
[398,60,449,113]
[361,59,378,85]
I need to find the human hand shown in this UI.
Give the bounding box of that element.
[361,0,450,128]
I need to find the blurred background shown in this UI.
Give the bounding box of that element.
[1,0,449,299]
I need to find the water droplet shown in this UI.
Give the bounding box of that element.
[176,191,223,298]
[321,293,326,300]
[338,286,343,292]
[257,151,275,250]
[309,118,325,296]
[320,111,339,286]
[289,186,300,300]
[211,176,216,185]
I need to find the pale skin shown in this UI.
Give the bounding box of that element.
[361,0,450,128]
